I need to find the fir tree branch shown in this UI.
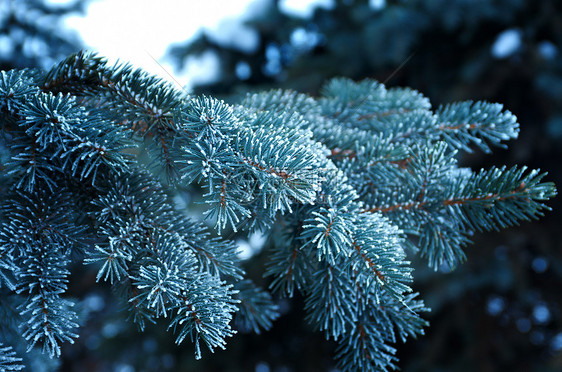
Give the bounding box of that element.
[0,54,555,371]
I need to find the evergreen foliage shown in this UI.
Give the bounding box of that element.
[0,343,23,371]
[167,1,562,369]
[0,51,556,371]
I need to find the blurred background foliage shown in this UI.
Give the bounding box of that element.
[0,0,87,71]
[3,0,562,370]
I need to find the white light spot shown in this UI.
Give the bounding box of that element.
[487,296,505,316]
[180,50,222,88]
[236,232,267,260]
[249,231,267,250]
[102,322,120,338]
[45,0,75,4]
[209,19,259,53]
[538,40,557,60]
[279,0,335,18]
[533,304,551,324]
[235,61,252,80]
[369,0,386,10]
[491,29,522,59]
[237,239,253,260]
[83,294,105,312]
[0,35,14,56]
[532,256,548,273]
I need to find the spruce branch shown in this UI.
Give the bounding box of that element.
[0,52,555,371]
[233,279,279,334]
[0,343,24,371]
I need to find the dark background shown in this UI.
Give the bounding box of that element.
[3,0,562,370]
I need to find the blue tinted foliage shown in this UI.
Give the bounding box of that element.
[0,52,555,371]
